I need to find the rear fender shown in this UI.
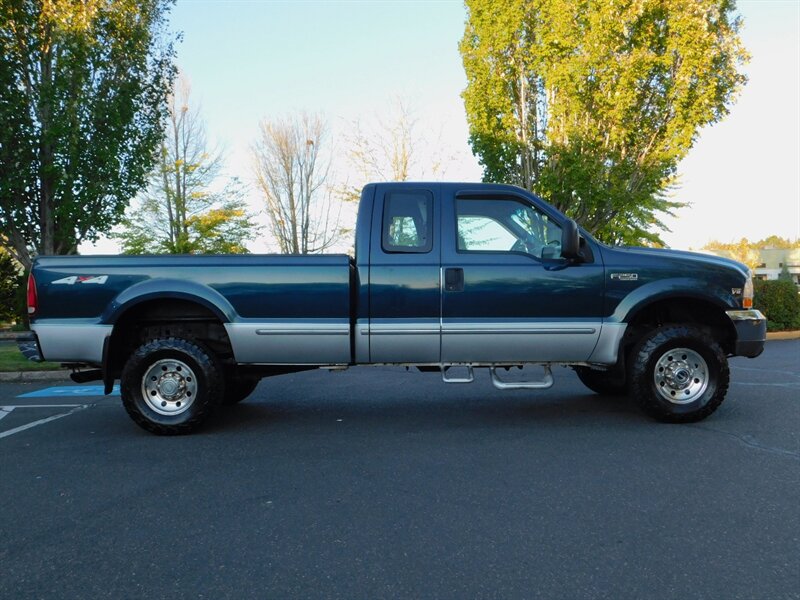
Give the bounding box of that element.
[101,279,237,325]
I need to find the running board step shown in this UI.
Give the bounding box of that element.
[441,365,474,383]
[490,365,553,390]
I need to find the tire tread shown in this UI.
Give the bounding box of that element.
[629,324,729,423]
[121,337,223,435]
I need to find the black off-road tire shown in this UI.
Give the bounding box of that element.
[121,337,224,435]
[574,366,628,396]
[629,325,729,423]
[222,376,260,406]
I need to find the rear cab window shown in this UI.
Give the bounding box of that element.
[382,191,434,254]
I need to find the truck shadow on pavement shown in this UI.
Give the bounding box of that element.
[205,391,644,435]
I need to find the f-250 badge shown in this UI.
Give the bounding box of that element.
[610,273,638,281]
[52,275,108,285]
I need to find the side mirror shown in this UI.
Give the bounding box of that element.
[561,219,581,261]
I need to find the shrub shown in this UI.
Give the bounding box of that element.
[754,279,800,331]
[0,252,21,324]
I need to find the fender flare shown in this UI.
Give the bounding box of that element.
[608,277,735,325]
[100,278,237,325]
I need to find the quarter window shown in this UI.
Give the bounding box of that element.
[382,191,433,253]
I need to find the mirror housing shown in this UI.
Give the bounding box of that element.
[561,219,581,261]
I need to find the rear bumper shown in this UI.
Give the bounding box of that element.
[726,310,767,358]
[16,333,44,363]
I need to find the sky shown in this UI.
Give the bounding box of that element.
[85,0,800,253]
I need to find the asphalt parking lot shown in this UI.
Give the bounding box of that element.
[1,341,798,599]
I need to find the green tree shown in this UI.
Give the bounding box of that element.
[461,0,748,245]
[777,264,793,283]
[0,0,177,269]
[114,77,257,255]
[0,248,22,324]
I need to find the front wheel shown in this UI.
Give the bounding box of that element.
[121,337,224,435]
[629,325,729,423]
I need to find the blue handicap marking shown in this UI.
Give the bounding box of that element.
[17,384,120,399]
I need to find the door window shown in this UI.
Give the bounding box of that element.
[456,198,563,259]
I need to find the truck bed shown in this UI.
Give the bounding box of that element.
[32,254,355,365]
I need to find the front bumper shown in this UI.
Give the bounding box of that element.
[726,309,767,358]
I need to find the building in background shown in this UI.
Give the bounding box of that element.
[753,249,800,284]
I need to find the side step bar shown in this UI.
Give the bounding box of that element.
[490,365,553,390]
[439,364,554,390]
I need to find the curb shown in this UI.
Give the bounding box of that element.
[0,370,72,382]
[766,330,800,341]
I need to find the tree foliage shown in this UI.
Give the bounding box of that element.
[345,100,452,187]
[114,78,256,254]
[252,113,343,254]
[0,247,23,324]
[0,0,177,268]
[461,0,748,245]
[702,236,800,270]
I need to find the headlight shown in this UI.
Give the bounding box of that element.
[743,271,754,309]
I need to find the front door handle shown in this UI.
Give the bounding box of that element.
[444,267,464,292]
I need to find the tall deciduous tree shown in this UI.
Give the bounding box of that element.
[342,100,453,202]
[114,77,257,254]
[0,0,176,269]
[461,0,748,245]
[252,113,343,254]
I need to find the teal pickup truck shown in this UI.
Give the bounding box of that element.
[22,182,766,434]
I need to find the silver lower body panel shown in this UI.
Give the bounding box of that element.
[226,320,350,364]
[441,321,602,363]
[32,322,111,364]
[367,319,440,363]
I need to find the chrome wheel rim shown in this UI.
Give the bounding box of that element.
[141,358,197,416]
[654,347,709,405]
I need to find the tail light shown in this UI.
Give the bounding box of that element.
[27,272,38,316]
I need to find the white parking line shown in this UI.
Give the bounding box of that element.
[0,404,89,440]
[2,404,84,409]
[0,407,13,421]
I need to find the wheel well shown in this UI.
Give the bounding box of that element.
[624,298,736,357]
[107,299,234,380]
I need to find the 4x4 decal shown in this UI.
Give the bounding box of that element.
[52,275,108,285]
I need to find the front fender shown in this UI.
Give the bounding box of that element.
[608,277,736,324]
[101,278,238,324]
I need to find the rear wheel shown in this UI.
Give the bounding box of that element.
[574,366,628,396]
[121,337,224,435]
[629,325,729,423]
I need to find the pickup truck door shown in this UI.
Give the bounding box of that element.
[368,185,441,363]
[440,189,605,363]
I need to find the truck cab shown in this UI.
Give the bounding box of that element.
[355,183,610,366]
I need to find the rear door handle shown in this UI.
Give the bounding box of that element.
[444,267,464,292]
